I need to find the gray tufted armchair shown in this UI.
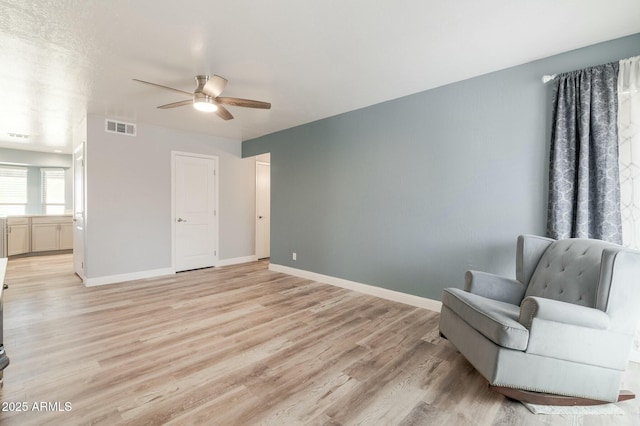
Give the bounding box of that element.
[439,235,640,404]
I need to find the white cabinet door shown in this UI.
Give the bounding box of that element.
[32,224,60,252]
[8,224,30,256]
[31,216,74,252]
[60,223,73,250]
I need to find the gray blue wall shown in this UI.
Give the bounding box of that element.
[243,33,640,301]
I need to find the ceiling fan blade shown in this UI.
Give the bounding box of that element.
[216,97,271,109]
[215,104,234,120]
[157,99,193,109]
[132,79,192,96]
[202,75,228,98]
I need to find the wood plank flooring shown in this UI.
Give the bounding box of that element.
[0,254,639,425]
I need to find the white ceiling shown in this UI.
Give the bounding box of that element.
[1,0,639,154]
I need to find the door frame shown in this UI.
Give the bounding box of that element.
[255,160,271,259]
[171,151,219,273]
[72,141,86,280]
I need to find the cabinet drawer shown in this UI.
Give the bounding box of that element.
[7,217,29,225]
[31,216,72,225]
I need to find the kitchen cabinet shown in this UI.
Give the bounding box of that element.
[60,223,73,250]
[7,217,30,256]
[31,216,73,252]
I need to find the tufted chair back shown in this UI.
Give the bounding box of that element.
[524,239,620,308]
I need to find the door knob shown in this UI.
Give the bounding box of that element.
[177,218,187,223]
[258,216,263,219]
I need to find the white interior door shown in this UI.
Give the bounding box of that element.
[173,153,218,272]
[73,142,85,279]
[256,161,270,259]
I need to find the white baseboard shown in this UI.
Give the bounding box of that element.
[84,267,175,287]
[269,263,442,312]
[216,255,258,267]
[84,256,259,287]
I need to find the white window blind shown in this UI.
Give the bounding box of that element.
[41,168,65,214]
[0,166,28,215]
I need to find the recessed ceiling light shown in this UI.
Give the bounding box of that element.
[53,150,63,153]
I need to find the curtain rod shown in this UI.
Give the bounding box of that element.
[542,55,639,84]
[542,74,556,83]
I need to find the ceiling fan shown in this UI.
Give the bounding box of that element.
[132,75,271,120]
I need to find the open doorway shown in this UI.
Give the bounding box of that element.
[0,148,74,263]
[255,153,270,260]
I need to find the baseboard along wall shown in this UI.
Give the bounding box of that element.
[216,255,258,267]
[83,257,443,313]
[269,263,442,312]
[84,255,259,286]
[84,267,175,287]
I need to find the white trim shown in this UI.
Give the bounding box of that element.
[72,140,86,281]
[171,151,219,272]
[269,264,442,312]
[216,255,259,267]
[0,258,7,288]
[84,267,174,287]
[255,160,270,259]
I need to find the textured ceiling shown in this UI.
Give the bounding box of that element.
[1,0,640,153]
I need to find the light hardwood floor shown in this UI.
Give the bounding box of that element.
[1,254,639,425]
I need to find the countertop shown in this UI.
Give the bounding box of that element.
[1,214,72,218]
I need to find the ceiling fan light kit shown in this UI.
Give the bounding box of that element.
[192,93,218,112]
[133,74,271,121]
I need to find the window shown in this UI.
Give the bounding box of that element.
[41,168,66,214]
[0,166,28,215]
[619,56,640,250]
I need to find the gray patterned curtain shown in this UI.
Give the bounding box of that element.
[547,62,622,243]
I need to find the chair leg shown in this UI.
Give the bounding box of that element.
[489,384,635,406]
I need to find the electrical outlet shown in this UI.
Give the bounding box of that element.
[292,252,297,261]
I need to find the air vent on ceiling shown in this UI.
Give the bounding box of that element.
[7,132,30,140]
[105,119,136,136]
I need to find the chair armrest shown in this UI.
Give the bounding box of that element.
[464,270,527,305]
[518,296,630,369]
[518,296,610,330]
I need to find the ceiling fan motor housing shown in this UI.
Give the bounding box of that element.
[193,91,215,103]
[194,75,209,92]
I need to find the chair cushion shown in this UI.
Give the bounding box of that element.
[525,239,619,308]
[442,288,529,350]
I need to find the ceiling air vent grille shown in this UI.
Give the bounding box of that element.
[105,119,136,136]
